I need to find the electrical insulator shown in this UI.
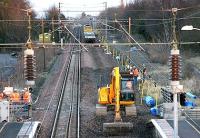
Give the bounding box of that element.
[24,49,36,86]
[169,50,181,81]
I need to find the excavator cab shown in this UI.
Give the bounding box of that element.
[120,72,135,102]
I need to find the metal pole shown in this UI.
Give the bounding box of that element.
[52,18,55,42]
[28,12,31,41]
[173,93,178,138]
[128,17,131,65]
[27,9,32,47]
[58,2,61,42]
[42,19,44,45]
[172,8,178,50]
[42,18,46,70]
[105,2,107,42]
[171,8,178,138]
[61,38,63,49]
[128,17,131,36]
[114,13,117,34]
[52,18,55,56]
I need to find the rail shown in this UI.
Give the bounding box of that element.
[50,46,80,138]
[50,48,73,138]
[184,110,200,132]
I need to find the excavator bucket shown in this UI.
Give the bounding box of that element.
[103,122,133,134]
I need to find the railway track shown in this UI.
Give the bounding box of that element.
[50,47,81,138]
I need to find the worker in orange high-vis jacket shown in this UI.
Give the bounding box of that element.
[132,66,139,87]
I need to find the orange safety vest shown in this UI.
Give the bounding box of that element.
[23,91,30,103]
[133,68,139,77]
[10,92,20,102]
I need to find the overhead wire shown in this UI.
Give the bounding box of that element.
[124,4,200,12]
[63,25,88,52]
[0,15,199,23]
[0,41,199,48]
[177,4,200,11]
[97,20,123,32]
[5,21,28,27]
[123,22,171,27]
[57,10,103,13]
[62,6,105,9]
[0,19,81,23]
[117,17,171,84]
[179,10,200,19]
[115,20,145,51]
[178,16,200,20]
[60,2,106,7]
[98,20,170,85]
[113,46,169,85]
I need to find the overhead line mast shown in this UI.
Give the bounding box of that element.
[170,8,183,138]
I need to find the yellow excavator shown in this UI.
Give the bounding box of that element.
[96,67,137,133]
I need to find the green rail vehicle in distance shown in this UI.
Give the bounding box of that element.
[39,33,52,43]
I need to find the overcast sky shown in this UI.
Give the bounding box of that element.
[29,0,129,17]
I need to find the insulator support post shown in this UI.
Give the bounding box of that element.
[169,50,181,81]
[24,49,36,86]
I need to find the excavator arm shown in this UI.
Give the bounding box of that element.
[113,67,122,122]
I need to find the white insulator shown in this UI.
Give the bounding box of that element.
[171,84,183,93]
[170,49,180,55]
[170,81,180,86]
[24,49,34,56]
[25,80,35,86]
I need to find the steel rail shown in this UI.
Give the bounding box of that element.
[185,112,200,132]
[50,46,80,138]
[66,54,79,138]
[50,50,73,138]
[77,46,81,138]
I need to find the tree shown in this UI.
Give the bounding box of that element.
[0,0,35,43]
[43,6,66,42]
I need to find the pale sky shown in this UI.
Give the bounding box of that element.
[29,0,129,17]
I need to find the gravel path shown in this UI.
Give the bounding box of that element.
[32,47,71,138]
